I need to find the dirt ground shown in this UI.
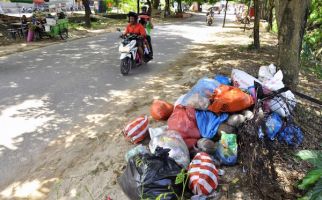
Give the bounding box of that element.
[1,18,321,200]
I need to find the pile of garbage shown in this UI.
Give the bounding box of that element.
[119,64,304,199]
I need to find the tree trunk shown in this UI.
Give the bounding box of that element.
[268,0,274,30]
[254,0,260,49]
[178,0,182,13]
[153,0,160,9]
[82,0,91,27]
[147,0,152,15]
[275,0,310,88]
[165,0,170,17]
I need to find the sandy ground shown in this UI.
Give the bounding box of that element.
[1,16,321,200]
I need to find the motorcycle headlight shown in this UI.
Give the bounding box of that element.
[119,46,130,53]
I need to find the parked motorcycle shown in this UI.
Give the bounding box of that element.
[117,29,152,75]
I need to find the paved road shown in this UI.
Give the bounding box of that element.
[0,13,229,191]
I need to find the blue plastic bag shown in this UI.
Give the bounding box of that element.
[195,110,229,139]
[215,132,237,166]
[278,124,304,146]
[259,113,283,140]
[181,78,220,110]
[214,75,231,85]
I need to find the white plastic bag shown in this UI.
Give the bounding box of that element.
[258,64,277,82]
[148,126,168,138]
[231,69,261,90]
[263,70,296,117]
[149,129,190,169]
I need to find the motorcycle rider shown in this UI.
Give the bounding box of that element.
[206,8,214,23]
[124,12,146,63]
[139,6,153,58]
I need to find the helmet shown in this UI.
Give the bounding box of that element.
[128,11,138,21]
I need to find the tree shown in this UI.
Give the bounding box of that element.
[146,0,152,15]
[82,0,91,27]
[177,0,183,13]
[165,0,170,16]
[275,0,311,87]
[267,0,274,30]
[153,0,160,9]
[253,0,260,49]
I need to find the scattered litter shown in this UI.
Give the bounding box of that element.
[150,99,174,121]
[195,110,229,139]
[168,105,201,149]
[188,152,219,195]
[123,115,149,144]
[119,147,182,200]
[208,85,254,114]
[125,144,149,162]
[181,77,220,110]
[215,132,238,166]
[149,129,190,168]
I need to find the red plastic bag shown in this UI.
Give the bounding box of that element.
[150,100,174,121]
[168,105,201,149]
[208,85,254,114]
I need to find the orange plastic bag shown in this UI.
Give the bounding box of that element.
[208,85,254,114]
[150,100,174,121]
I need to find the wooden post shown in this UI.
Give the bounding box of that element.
[222,0,229,27]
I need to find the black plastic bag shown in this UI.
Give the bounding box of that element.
[119,147,183,200]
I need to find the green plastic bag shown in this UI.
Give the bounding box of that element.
[215,132,237,165]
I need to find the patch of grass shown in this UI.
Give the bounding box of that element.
[302,60,322,80]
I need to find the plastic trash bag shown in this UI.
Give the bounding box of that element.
[168,105,201,149]
[263,70,296,117]
[214,74,231,85]
[188,152,219,195]
[227,114,246,128]
[215,132,237,166]
[195,110,229,139]
[258,113,283,140]
[125,144,150,162]
[119,147,182,200]
[196,138,217,154]
[149,126,168,138]
[149,129,190,168]
[123,115,149,144]
[150,99,174,121]
[208,85,254,114]
[231,69,261,91]
[181,77,221,110]
[278,124,304,146]
[258,64,276,82]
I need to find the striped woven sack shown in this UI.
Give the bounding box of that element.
[188,152,219,195]
[123,115,149,144]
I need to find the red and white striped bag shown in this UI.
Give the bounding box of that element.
[188,152,219,195]
[123,115,149,144]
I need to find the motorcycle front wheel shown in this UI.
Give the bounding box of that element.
[120,57,132,75]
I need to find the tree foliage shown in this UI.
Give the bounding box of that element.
[302,0,322,78]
